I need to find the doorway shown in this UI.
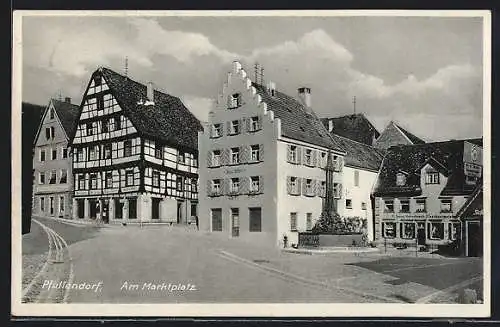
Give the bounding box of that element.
[152,198,161,220]
[467,221,482,257]
[102,200,109,223]
[231,208,239,237]
[128,198,137,219]
[77,199,85,218]
[211,208,222,231]
[417,222,426,246]
[114,198,123,219]
[89,199,97,219]
[177,201,183,224]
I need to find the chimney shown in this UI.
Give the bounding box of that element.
[64,97,71,104]
[147,82,154,102]
[298,87,312,108]
[328,119,333,132]
[267,81,276,96]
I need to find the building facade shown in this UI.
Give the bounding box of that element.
[198,61,347,247]
[374,121,425,151]
[32,98,80,219]
[69,67,202,224]
[372,139,483,250]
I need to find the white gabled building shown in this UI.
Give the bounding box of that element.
[198,61,348,247]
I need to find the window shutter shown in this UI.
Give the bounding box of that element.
[239,119,244,134]
[221,148,229,165]
[315,180,321,197]
[206,151,212,168]
[287,145,292,163]
[311,179,317,197]
[223,178,230,195]
[259,144,264,161]
[226,121,232,135]
[226,95,232,108]
[338,184,343,199]
[297,178,302,195]
[245,117,250,133]
[297,147,302,164]
[287,176,292,194]
[312,150,317,166]
[240,146,248,164]
[258,115,262,130]
[240,177,248,194]
[259,176,264,193]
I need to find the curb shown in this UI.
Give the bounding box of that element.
[282,247,380,255]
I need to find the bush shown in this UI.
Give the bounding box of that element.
[312,212,368,235]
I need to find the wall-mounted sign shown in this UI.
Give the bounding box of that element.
[464,162,482,177]
[224,167,246,174]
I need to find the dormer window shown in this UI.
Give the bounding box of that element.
[212,123,222,138]
[396,172,406,186]
[93,75,102,86]
[228,93,242,109]
[49,108,55,120]
[425,170,440,184]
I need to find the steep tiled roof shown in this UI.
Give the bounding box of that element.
[372,140,478,197]
[99,68,203,152]
[321,113,380,146]
[252,83,345,152]
[394,123,425,145]
[330,134,385,171]
[52,99,80,138]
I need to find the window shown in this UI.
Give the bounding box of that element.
[228,93,241,108]
[319,181,326,197]
[250,145,260,162]
[401,222,415,239]
[428,222,444,240]
[416,198,426,212]
[396,172,406,186]
[78,174,85,190]
[52,149,57,160]
[104,144,112,159]
[105,172,113,188]
[176,176,184,191]
[45,128,50,140]
[212,123,222,138]
[59,196,64,213]
[115,116,122,130]
[230,147,239,164]
[126,170,134,186]
[400,199,410,213]
[440,199,452,213]
[249,207,262,232]
[211,179,221,195]
[97,96,104,111]
[40,197,45,212]
[212,150,221,167]
[87,123,94,136]
[320,152,327,166]
[39,172,45,184]
[49,170,57,184]
[333,155,343,172]
[289,176,299,194]
[230,120,240,135]
[108,118,114,132]
[354,170,360,187]
[426,171,440,184]
[59,169,67,184]
[383,222,396,238]
[211,208,222,231]
[155,143,163,159]
[346,199,352,209]
[192,178,198,193]
[93,75,102,86]
[333,183,342,198]
[305,179,314,195]
[230,178,240,194]
[152,171,160,187]
[90,174,98,189]
[77,148,84,162]
[124,140,132,157]
[102,119,108,133]
[384,199,394,213]
[305,149,312,166]
[62,147,68,159]
[89,146,98,161]
[49,108,55,119]
[449,223,461,240]
[191,203,197,216]
[288,145,297,163]
[361,202,367,210]
[249,116,260,132]
[290,212,298,231]
[306,213,313,231]
[40,149,45,162]
[250,176,260,193]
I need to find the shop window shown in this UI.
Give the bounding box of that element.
[401,222,415,239]
[428,222,444,240]
[383,222,396,238]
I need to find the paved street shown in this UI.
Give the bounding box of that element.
[22,218,483,304]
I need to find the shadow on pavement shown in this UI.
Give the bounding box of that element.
[32,217,101,247]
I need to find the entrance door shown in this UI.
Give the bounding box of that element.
[114,198,123,219]
[152,198,161,220]
[89,199,97,219]
[77,199,85,218]
[177,202,182,224]
[417,222,426,246]
[49,197,54,216]
[102,200,109,223]
[231,208,239,237]
[211,208,222,231]
[128,198,137,219]
[467,221,482,257]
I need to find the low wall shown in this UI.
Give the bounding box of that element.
[298,233,364,247]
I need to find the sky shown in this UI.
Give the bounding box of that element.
[21,14,485,141]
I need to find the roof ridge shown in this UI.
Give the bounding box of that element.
[394,122,425,144]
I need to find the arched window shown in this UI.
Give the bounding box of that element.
[227,93,242,109]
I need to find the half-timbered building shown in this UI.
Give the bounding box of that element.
[32,98,80,219]
[69,67,202,224]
